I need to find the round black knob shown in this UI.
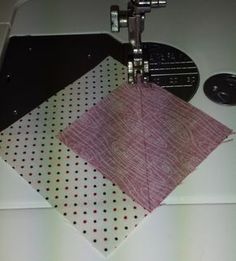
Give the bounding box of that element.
[203,73,236,105]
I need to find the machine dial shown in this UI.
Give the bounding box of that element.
[204,73,236,105]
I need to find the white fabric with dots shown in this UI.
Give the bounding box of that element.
[0,57,148,256]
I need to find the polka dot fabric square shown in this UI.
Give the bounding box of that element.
[0,57,148,256]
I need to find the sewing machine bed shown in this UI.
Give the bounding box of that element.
[0,33,199,131]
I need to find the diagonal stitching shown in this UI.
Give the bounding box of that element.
[139,84,151,211]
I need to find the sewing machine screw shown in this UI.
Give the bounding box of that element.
[110,6,120,32]
[13,110,18,116]
[6,74,11,82]
[110,6,128,32]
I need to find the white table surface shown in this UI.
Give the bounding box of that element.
[1,204,236,261]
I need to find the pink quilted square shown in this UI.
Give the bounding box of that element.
[58,83,232,211]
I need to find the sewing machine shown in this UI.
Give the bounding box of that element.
[0,0,236,260]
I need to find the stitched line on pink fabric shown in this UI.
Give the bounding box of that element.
[139,85,151,211]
